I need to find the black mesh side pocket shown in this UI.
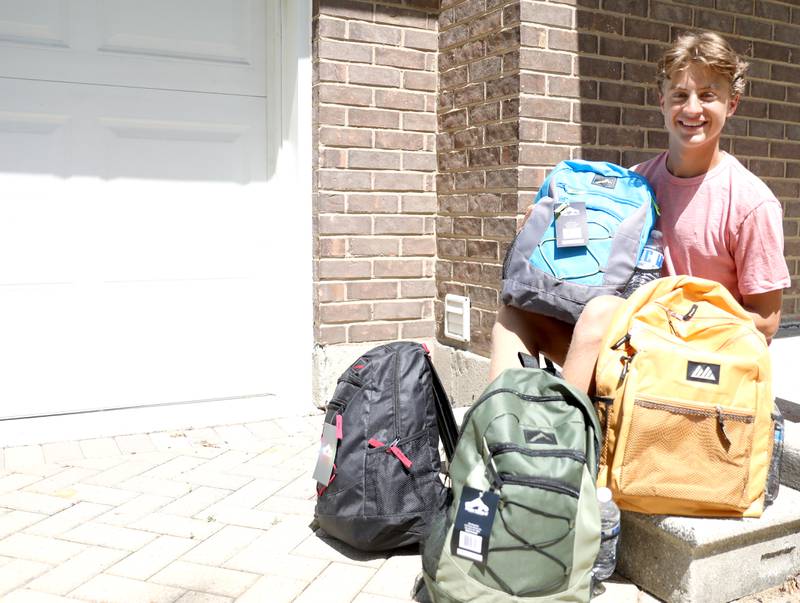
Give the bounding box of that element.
[365,430,437,517]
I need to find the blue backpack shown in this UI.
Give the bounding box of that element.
[501,160,658,324]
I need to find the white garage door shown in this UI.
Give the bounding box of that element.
[0,1,309,421]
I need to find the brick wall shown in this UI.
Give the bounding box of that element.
[436,0,522,356]
[312,0,800,359]
[437,0,799,358]
[312,0,440,345]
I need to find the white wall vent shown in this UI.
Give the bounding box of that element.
[444,294,470,342]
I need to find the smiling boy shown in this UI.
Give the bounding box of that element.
[489,31,790,394]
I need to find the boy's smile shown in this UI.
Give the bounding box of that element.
[659,63,739,175]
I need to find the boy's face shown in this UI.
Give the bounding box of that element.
[659,63,739,154]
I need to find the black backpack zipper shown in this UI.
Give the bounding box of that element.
[489,442,586,464]
[498,474,580,499]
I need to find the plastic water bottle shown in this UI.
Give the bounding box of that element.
[593,487,621,582]
[621,230,664,298]
[765,406,784,506]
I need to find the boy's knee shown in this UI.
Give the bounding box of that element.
[575,295,623,340]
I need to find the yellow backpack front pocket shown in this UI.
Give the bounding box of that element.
[619,397,754,509]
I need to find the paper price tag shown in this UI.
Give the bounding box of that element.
[555,201,588,248]
[451,486,500,564]
[313,422,338,486]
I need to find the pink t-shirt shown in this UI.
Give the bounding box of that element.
[633,151,790,302]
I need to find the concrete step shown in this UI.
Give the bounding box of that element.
[617,486,800,603]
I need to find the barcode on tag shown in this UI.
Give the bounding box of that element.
[459,531,482,554]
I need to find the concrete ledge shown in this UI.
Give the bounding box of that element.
[311,339,489,408]
[618,487,800,603]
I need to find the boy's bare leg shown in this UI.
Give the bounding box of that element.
[561,295,624,394]
[489,305,573,381]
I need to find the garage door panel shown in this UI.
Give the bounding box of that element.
[98,0,254,65]
[0,110,72,175]
[0,279,277,416]
[0,0,69,48]
[0,0,265,95]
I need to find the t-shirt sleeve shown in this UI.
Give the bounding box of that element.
[733,199,791,296]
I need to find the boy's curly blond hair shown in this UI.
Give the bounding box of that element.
[656,31,748,96]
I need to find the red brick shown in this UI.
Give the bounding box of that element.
[375,47,427,70]
[438,238,467,257]
[349,323,399,343]
[321,149,347,168]
[373,172,426,191]
[519,49,572,74]
[318,169,372,191]
[319,106,347,126]
[485,168,518,188]
[348,108,400,129]
[374,216,425,235]
[454,83,485,107]
[320,302,371,323]
[485,121,519,143]
[318,17,347,40]
[319,237,346,258]
[401,237,437,256]
[376,131,426,150]
[519,144,571,165]
[484,217,516,238]
[403,113,437,132]
[454,170,486,190]
[469,147,501,167]
[318,84,372,106]
[575,103,621,125]
[470,9,503,37]
[404,29,438,51]
[401,194,437,213]
[650,1,692,25]
[400,320,435,338]
[375,89,427,111]
[349,65,401,88]
[373,301,425,320]
[348,21,402,45]
[453,127,482,148]
[441,66,469,89]
[374,259,425,277]
[349,150,401,170]
[318,62,347,82]
[469,102,501,124]
[485,27,520,55]
[318,325,347,345]
[404,71,437,92]
[318,214,372,235]
[318,193,345,212]
[470,56,503,83]
[466,240,499,260]
[520,96,571,120]
[318,259,371,279]
[350,237,400,257]
[317,39,372,63]
[347,194,398,213]
[547,123,593,145]
[373,5,430,30]
[320,127,372,148]
[403,152,437,171]
[348,281,398,300]
[401,280,437,298]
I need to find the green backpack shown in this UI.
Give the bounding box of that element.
[421,365,603,603]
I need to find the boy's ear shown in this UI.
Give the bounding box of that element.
[727,94,740,117]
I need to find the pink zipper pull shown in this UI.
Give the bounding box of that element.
[335,415,343,440]
[389,444,413,470]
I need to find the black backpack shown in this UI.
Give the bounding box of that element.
[314,341,458,551]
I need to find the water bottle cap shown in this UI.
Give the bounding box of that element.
[597,487,613,503]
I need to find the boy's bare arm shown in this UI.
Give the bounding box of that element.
[741,289,782,343]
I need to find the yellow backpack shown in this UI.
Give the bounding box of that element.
[594,276,773,517]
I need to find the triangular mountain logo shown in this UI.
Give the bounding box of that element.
[687,361,720,384]
[591,174,618,189]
